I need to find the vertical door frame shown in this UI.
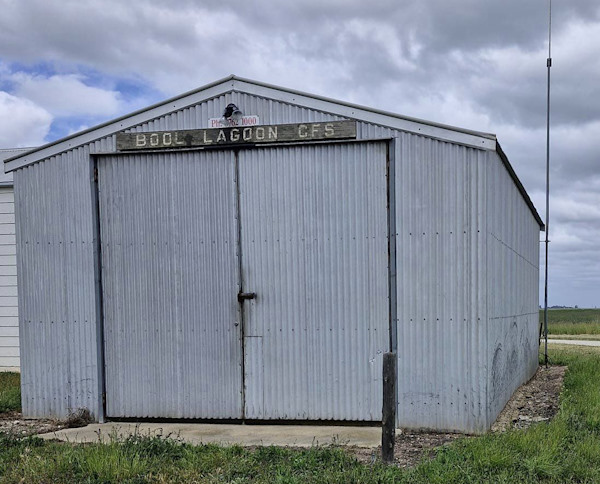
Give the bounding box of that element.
[91,154,107,423]
[233,147,248,419]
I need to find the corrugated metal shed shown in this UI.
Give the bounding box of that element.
[5,76,542,433]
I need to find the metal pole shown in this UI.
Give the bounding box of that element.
[543,0,552,367]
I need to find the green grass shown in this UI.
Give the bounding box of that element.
[541,308,600,335]
[1,346,600,483]
[0,372,20,413]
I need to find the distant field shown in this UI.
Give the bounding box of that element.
[540,308,600,335]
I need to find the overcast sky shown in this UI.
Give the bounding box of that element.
[0,0,597,308]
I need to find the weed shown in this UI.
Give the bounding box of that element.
[120,427,188,460]
[65,407,94,428]
[0,372,20,413]
[0,432,43,449]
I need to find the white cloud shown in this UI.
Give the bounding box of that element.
[0,92,51,147]
[11,73,121,118]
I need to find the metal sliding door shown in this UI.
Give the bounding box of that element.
[239,142,390,421]
[98,151,243,419]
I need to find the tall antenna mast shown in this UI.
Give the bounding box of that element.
[543,0,552,367]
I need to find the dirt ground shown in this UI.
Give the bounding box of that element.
[0,408,92,437]
[490,365,566,432]
[1,366,566,469]
[0,411,66,437]
[351,365,566,468]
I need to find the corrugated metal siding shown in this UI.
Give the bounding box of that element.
[15,148,101,418]
[485,150,539,424]
[99,151,243,419]
[126,93,347,135]
[239,142,389,420]
[395,135,489,433]
[0,187,18,370]
[40,93,395,168]
[55,92,353,162]
[125,93,396,142]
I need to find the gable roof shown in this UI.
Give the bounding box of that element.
[4,75,497,173]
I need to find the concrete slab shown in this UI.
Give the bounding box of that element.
[38,422,382,448]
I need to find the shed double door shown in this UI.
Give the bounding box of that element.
[98,142,389,421]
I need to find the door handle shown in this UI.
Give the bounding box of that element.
[238,292,257,303]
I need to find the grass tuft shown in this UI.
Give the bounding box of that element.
[522,453,561,479]
[0,372,20,413]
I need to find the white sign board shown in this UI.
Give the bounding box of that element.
[208,115,260,128]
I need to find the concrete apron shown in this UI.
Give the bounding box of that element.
[38,422,382,448]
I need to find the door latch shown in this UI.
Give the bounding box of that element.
[237,292,257,303]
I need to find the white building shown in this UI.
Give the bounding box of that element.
[0,149,27,371]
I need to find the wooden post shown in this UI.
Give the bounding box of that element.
[382,352,397,464]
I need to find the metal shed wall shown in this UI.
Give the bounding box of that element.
[485,150,540,425]
[11,88,539,432]
[14,149,103,418]
[394,138,489,433]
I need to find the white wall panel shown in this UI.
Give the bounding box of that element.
[0,326,18,337]
[0,187,18,371]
